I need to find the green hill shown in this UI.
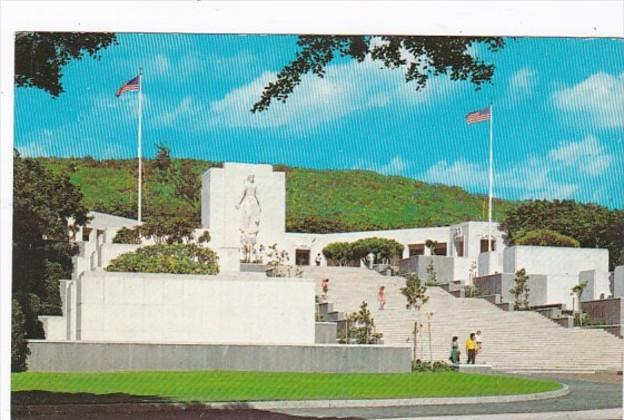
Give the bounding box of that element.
[37,157,518,233]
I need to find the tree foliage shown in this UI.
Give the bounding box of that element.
[322,237,404,266]
[501,200,624,269]
[286,216,359,234]
[351,237,404,264]
[263,244,302,278]
[514,229,580,248]
[106,243,219,275]
[425,261,438,286]
[12,299,30,372]
[13,151,89,338]
[401,273,429,312]
[345,301,383,344]
[153,143,173,180]
[253,36,504,112]
[510,268,530,311]
[15,32,117,97]
[322,242,355,266]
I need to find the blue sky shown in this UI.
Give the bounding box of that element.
[14,34,624,208]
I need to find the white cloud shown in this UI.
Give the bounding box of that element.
[548,135,613,176]
[507,68,536,101]
[421,135,615,201]
[204,58,456,130]
[422,159,486,187]
[355,155,411,176]
[153,96,197,128]
[152,54,171,76]
[553,72,624,128]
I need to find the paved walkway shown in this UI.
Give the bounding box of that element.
[276,373,623,419]
[378,408,622,420]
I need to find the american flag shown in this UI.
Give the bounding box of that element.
[115,75,140,97]
[465,107,491,124]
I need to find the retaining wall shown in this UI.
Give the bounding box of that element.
[27,340,411,373]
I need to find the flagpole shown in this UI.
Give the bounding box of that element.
[137,67,143,224]
[487,104,493,271]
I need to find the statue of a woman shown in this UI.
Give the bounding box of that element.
[236,174,261,236]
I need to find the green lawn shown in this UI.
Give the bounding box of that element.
[12,371,561,402]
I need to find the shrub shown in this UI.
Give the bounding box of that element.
[510,268,530,310]
[113,226,142,244]
[286,216,355,234]
[344,301,383,344]
[142,215,196,244]
[514,229,580,248]
[351,237,404,264]
[106,243,219,275]
[12,299,30,372]
[412,359,454,372]
[322,242,355,266]
[322,237,404,266]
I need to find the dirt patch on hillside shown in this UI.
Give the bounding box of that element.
[12,391,362,420]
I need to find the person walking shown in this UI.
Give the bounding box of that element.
[377,286,386,310]
[465,333,477,364]
[315,253,322,266]
[321,278,329,302]
[449,336,460,364]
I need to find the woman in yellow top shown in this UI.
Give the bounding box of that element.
[465,333,477,364]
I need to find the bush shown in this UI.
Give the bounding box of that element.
[351,237,404,264]
[345,301,383,344]
[322,237,404,266]
[322,242,355,266]
[12,299,30,372]
[411,360,454,372]
[514,229,580,248]
[113,226,142,244]
[286,216,355,234]
[106,243,219,275]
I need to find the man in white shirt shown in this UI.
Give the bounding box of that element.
[475,330,483,354]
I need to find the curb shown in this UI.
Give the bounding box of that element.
[376,407,622,420]
[203,384,569,410]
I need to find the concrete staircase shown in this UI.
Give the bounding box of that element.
[303,266,624,372]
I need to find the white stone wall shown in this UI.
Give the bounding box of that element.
[477,251,504,276]
[201,163,286,252]
[503,246,609,276]
[579,270,611,301]
[545,274,580,308]
[69,271,314,345]
[613,266,624,297]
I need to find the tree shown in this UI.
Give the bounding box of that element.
[501,200,624,270]
[400,273,429,360]
[12,300,30,372]
[112,226,142,244]
[425,261,438,286]
[286,216,356,234]
[13,151,89,338]
[425,239,438,255]
[15,32,117,97]
[253,36,504,112]
[351,237,404,265]
[345,301,383,344]
[509,268,530,311]
[106,243,219,275]
[571,281,588,326]
[322,242,355,266]
[264,244,302,278]
[514,229,580,248]
[153,143,173,180]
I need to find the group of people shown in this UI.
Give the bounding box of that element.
[449,330,482,365]
[321,278,482,366]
